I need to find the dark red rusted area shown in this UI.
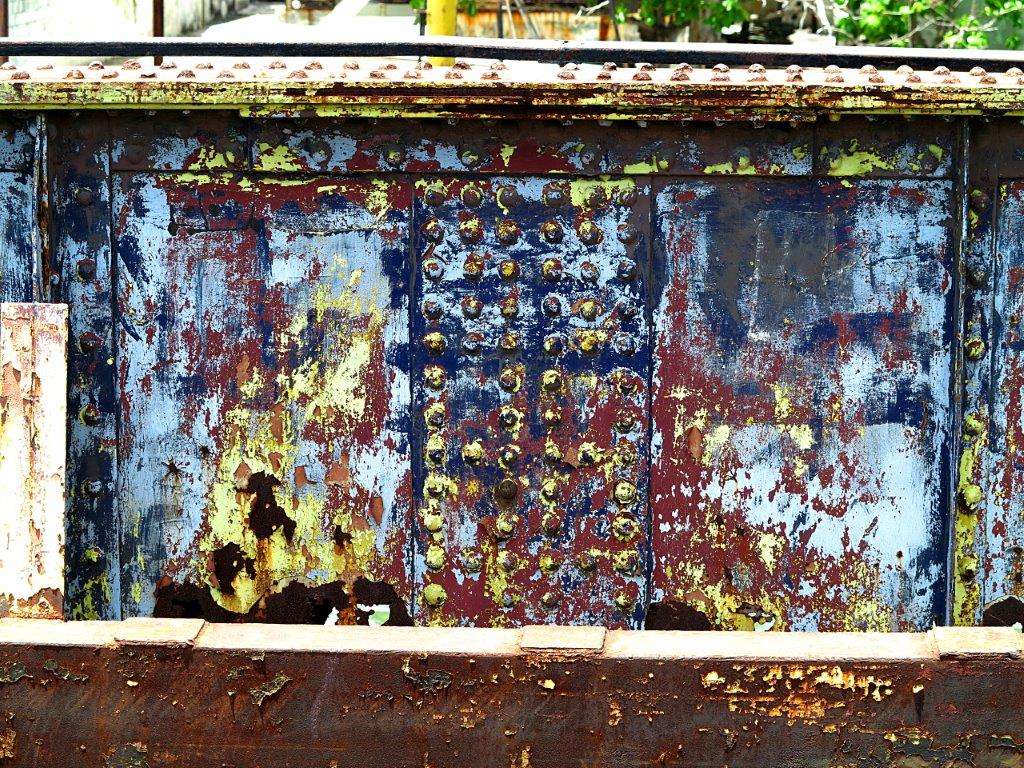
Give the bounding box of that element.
[0,620,1022,767]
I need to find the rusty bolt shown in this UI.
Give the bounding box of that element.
[542,295,562,317]
[423,332,447,356]
[496,550,516,572]
[498,444,521,468]
[422,583,447,608]
[543,442,563,463]
[542,334,564,356]
[500,297,519,319]
[422,259,444,282]
[613,334,638,357]
[613,592,634,611]
[964,412,985,436]
[542,407,562,428]
[542,512,561,535]
[616,225,638,245]
[579,330,604,356]
[616,187,638,207]
[578,442,600,466]
[424,365,446,390]
[970,189,991,215]
[964,336,987,361]
[424,186,446,207]
[460,184,483,206]
[540,592,558,610]
[463,254,484,281]
[613,480,638,505]
[424,403,446,429]
[578,299,601,321]
[577,551,598,573]
[425,545,445,571]
[462,440,485,466]
[496,186,522,209]
[382,145,404,168]
[967,264,989,288]
[612,515,639,540]
[77,258,97,280]
[541,221,564,244]
[80,404,101,426]
[498,366,522,392]
[459,149,481,169]
[422,299,443,321]
[613,551,639,575]
[541,257,564,282]
[461,296,483,319]
[496,220,521,245]
[539,555,560,575]
[617,258,638,280]
[425,438,446,466]
[542,184,568,207]
[79,332,103,354]
[421,219,445,244]
[581,261,600,282]
[615,413,638,433]
[540,478,559,502]
[498,259,520,280]
[494,510,518,536]
[423,510,444,533]
[541,369,563,392]
[74,187,94,206]
[461,332,484,355]
[970,66,987,77]
[462,551,482,573]
[616,376,639,396]
[499,406,522,432]
[961,483,983,508]
[459,218,485,244]
[499,332,520,354]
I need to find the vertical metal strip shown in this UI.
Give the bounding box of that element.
[30,113,48,303]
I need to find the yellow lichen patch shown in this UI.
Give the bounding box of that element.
[825,142,896,176]
[568,177,636,209]
[255,143,304,172]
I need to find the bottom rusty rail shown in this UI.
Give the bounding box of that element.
[0,621,1022,767]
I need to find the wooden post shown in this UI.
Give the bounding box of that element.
[0,303,67,620]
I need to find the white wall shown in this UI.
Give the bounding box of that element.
[8,0,249,39]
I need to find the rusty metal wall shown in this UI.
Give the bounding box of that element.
[8,110,1011,629]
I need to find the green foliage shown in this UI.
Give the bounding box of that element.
[614,0,746,34]
[833,0,1024,48]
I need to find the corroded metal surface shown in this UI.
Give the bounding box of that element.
[0,60,1022,119]
[650,177,955,631]
[1,619,1024,767]
[0,303,66,619]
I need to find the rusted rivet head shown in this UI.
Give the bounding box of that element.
[632,70,652,81]
[602,62,618,71]
[637,62,655,71]
[542,183,568,207]
[424,403,447,429]
[10,71,29,81]
[423,511,444,533]
[614,592,634,611]
[423,332,447,356]
[65,68,85,80]
[463,254,484,281]
[445,69,463,80]
[496,220,521,245]
[423,185,446,207]
[558,67,576,81]
[860,64,878,75]
[459,217,485,245]
[461,331,485,355]
[382,145,404,168]
[961,483,983,508]
[498,406,521,431]
[490,60,507,70]
[81,404,101,426]
[500,332,520,354]
[462,440,485,466]
[613,551,639,575]
[425,474,448,498]
[421,219,445,244]
[969,189,990,214]
[980,73,997,84]
[671,67,690,81]
[500,297,519,319]
[422,259,444,282]
[177,69,196,80]
[584,186,606,208]
[577,220,603,246]
[460,184,483,207]
[76,258,97,280]
[82,479,104,498]
[496,551,516,574]
[542,295,562,317]
[578,442,600,466]
[87,60,104,70]
[543,333,564,357]
[79,332,103,354]
[964,336,987,361]
[542,512,561,535]
[970,66,987,77]
[966,264,988,288]
[577,550,597,573]
[540,478,559,502]
[541,369,563,392]
[426,438,446,465]
[543,442,563,463]
[123,59,142,70]
[933,65,951,76]
[536,254,564,282]
[498,366,521,392]
[617,224,638,245]
[498,444,521,468]
[459,149,481,169]
[425,544,445,571]
[615,413,637,433]
[578,299,601,321]
[498,259,520,280]
[493,512,516,540]
[342,60,360,70]
[74,186,94,206]
[495,185,522,209]
[612,515,639,540]
[481,70,500,80]
[613,480,638,506]
[424,365,446,390]
[216,70,236,80]
[597,70,613,81]
[540,591,558,609]
[494,505,518,532]
[540,220,564,245]
[964,412,985,436]
[422,583,447,608]
[542,407,562,428]
[895,64,913,75]
[616,259,638,281]
[613,334,638,357]
[461,550,482,573]
[421,294,442,319]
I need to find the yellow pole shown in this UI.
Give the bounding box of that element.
[427,0,458,66]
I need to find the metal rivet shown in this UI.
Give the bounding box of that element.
[542,408,562,428]
[542,184,567,207]
[542,295,562,317]
[77,258,97,280]
[498,259,519,280]
[81,404,101,426]
[613,333,637,356]
[613,480,638,505]
[423,332,447,355]
[543,334,564,356]
[498,444,521,468]
[423,511,444,533]
[579,330,604,355]
[541,369,563,392]
[424,403,446,428]
[79,332,102,354]
[500,297,519,319]
[82,479,104,498]
[578,299,601,321]
[462,440,485,466]
[424,186,446,206]
[421,219,445,244]
[498,366,521,392]
[494,508,518,534]
[541,258,563,282]
[423,259,444,281]
[461,296,483,319]
[616,225,637,245]
[461,332,484,355]
[74,187,94,206]
[540,591,558,609]
[540,478,559,501]
[422,583,447,607]
[425,545,445,571]
[496,220,520,245]
[613,551,638,575]
[496,186,522,208]
[543,442,563,463]
[965,336,987,360]
[424,365,446,390]
[499,332,519,353]
[581,261,600,282]
[541,221,564,244]
[459,218,484,244]
[542,512,561,535]
[498,407,521,431]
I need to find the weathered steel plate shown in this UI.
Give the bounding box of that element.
[650,178,955,631]
[113,173,413,623]
[412,177,650,627]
